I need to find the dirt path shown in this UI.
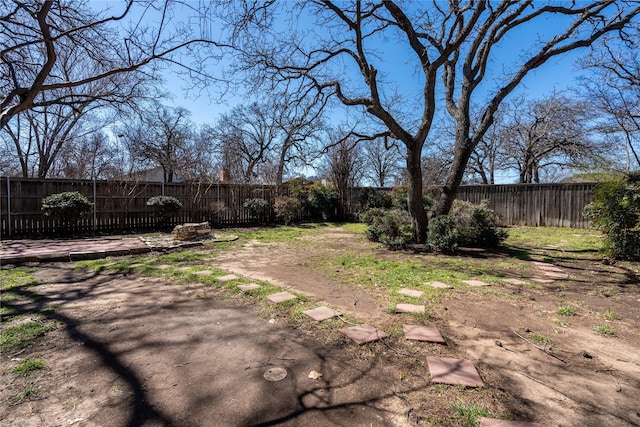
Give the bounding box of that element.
[2,226,640,426]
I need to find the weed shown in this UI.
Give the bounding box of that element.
[62,401,77,411]
[12,358,45,376]
[529,333,552,344]
[450,402,490,426]
[431,383,448,396]
[552,318,570,328]
[594,324,616,336]
[0,319,57,352]
[556,306,576,316]
[599,308,621,320]
[15,385,39,401]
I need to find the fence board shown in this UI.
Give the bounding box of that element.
[456,183,596,228]
[1,177,598,239]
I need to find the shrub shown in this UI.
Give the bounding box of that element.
[584,173,640,260]
[359,208,389,225]
[358,188,393,211]
[41,191,93,219]
[364,209,415,250]
[274,196,301,225]
[389,185,434,213]
[243,198,270,222]
[147,196,182,229]
[146,195,183,214]
[307,182,340,220]
[427,200,507,253]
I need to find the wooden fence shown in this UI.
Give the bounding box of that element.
[0,177,597,239]
[456,182,596,228]
[0,177,291,238]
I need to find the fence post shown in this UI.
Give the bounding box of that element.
[6,177,11,238]
[93,178,97,233]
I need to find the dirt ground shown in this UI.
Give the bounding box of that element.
[2,226,640,426]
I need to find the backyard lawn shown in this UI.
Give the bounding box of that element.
[1,224,639,426]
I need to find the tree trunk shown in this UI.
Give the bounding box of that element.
[406,144,427,243]
[435,136,474,217]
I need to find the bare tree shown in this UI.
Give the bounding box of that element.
[227,1,640,242]
[52,131,121,179]
[323,133,365,217]
[1,0,227,130]
[496,94,603,183]
[213,102,279,183]
[121,104,195,182]
[579,25,640,169]
[362,137,403,187]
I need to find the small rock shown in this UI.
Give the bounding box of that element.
[579,350,593,359]
[495,340,504,348]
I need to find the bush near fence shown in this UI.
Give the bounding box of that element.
[0,178,596,238]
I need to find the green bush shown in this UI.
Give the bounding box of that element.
[584,173,640,260]
[147,196,182,229]
[364,209,415,250]
[359,208,389,225]
[41,191,93,219]
[274,196,301,225]
[146,195,183,213]
[243,198,270,222]
[358,188,393,211]
[307,182,340,220]
[389,185,434,212]
[427,200,507,253]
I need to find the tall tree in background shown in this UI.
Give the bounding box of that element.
[323,133,365,217]
[227,0,640,242]
[362,137,403,187]
[579,24,640,170]
[498,94,603,183]
[1,0,226,130]
[121,104,195,182]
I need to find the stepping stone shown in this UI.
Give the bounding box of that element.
[427,357,484,387]
[153,264,171,270]
[238,283,261,291]
[479,418,543,427]
[340,324,388,344]
[536,264,564,273]
[177,266,192,271]
[194,270,213,276]
[267,291,297,303]
[426,281,453,289]
[503,278,527,285]
[543,271,569,279]
[531,278,555,284]
[399,288,423,297]
[403,325,446,344]
[463,279,491,287]
[303,306,339,321]
[395,303,426,314]
[216,274,239,282]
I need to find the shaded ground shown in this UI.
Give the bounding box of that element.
[2,225,640,426]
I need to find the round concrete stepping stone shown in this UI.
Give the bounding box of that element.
[427,281,453,289]
[403,325,446,344]
[216,274,239,282]
[267,291,297,303]
[339,324,388,344]
[395,303,426,314]
[463,279,490,287]
[479,418,543,427]
[399,288,423,297]
[503,278,527,285]
[427,357,484,387]
[194,270,213,276]
[238,283,261,291]
[263,367,287,382]
[303,306,339,321]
